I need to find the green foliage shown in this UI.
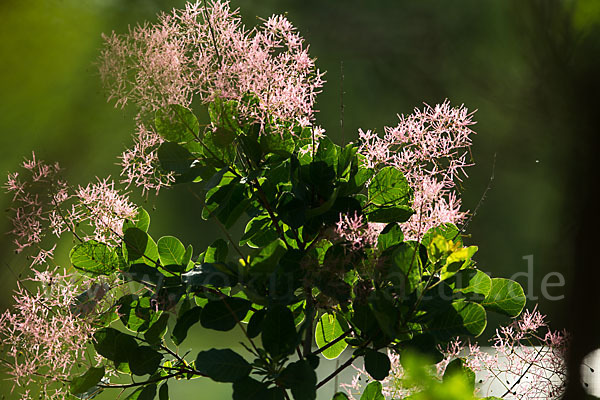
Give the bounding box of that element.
[315,313,348,359]
[70,367,105,395]
[126,384,157,400]
[279,360,317,400]
[70,240,120,275]
[129,346,163,376]
[171,306,202,345]
[482,278,526,317]
[233,377,286,400]
[159,383,169,400]
[155,104,199,144]
[399,352,479,400]
[144,313,170,345]
[364,350,391,381]
[195,348,252,382]
[425,300,487,340]
[332,394,350,400]
[443,358,475,392]
[359,382,385,400]
[123,227,159,266]
[62,67,526,400]
[262,304,298,358]
[200,297,251,331]
[368,166,412,206]
[157,236,186,266]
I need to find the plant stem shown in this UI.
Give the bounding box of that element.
[316,355,356,389]
[309,329,352,357]
[98,372,181,389]
[303,291,315,356]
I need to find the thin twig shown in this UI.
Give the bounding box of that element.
[454,152,496,241]
[309,329,352,357]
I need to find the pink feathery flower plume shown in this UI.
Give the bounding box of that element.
[119,122,175,195]
[98,0,324,131]
[3,153,68,264]
[334,211,382,251]
[358,101,475,240]
[73,177,138,243]
[0,268,114,400]
[458,307,568,399]
[5,153,138,265]
[342,308,567,400]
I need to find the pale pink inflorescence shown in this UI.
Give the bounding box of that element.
[334,211,382,251]
[119,122,175,195]
[99,0,324,129]
[358,101,475,240]
[4,153,68,264]
[73,177,138,243]
[4,153,138,264]
[100,0,323,195]
[342,308,567,400]
[0,268,114,400]
[460,308,568,399]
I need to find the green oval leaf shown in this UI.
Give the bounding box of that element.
[315,313,348,360]
[443,358,475,391]
[367,205,414,223]
[279,360,317,400]
[157,142,196,174]
[377,223,404,251]
[426,300,487,340]
[200,298,251,331]
[449,269,492,300]
[359,381,384,400]
[155,104,199,143]
[364,349,391,381]
[123,228,159,266]
[204,238,228,263]
[172,306,202,345]
[368,166,411,207]
[262,304,298,357]
[195,348,251,382]
[390,241,422,294]
[70,366,105,395]
[144,313,170,346]
[482,278,526,317]
[129,346,163,376]
[123,207,151,233]
[247,309,266,339]
[126,384,157,400]
[70,240,120,276]
[157,236,186,266]
[159,382,169,400]
[93,328,138,365]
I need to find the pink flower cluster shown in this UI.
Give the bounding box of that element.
[99,0,324,131]
[0,269,111,399]
[459,308,568,399]
[4,153,138,265]
[119,122,175,195]
[73,177,138,243]
[358,101,475,240]
[334,212,382,251]
[342,308,567,400]
[3,153,68,263]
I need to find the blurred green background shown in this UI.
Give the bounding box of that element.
[1,0,599,398]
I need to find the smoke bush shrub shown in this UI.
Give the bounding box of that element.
[0,1,566,399]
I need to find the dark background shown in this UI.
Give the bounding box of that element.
[1,0,599,398]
